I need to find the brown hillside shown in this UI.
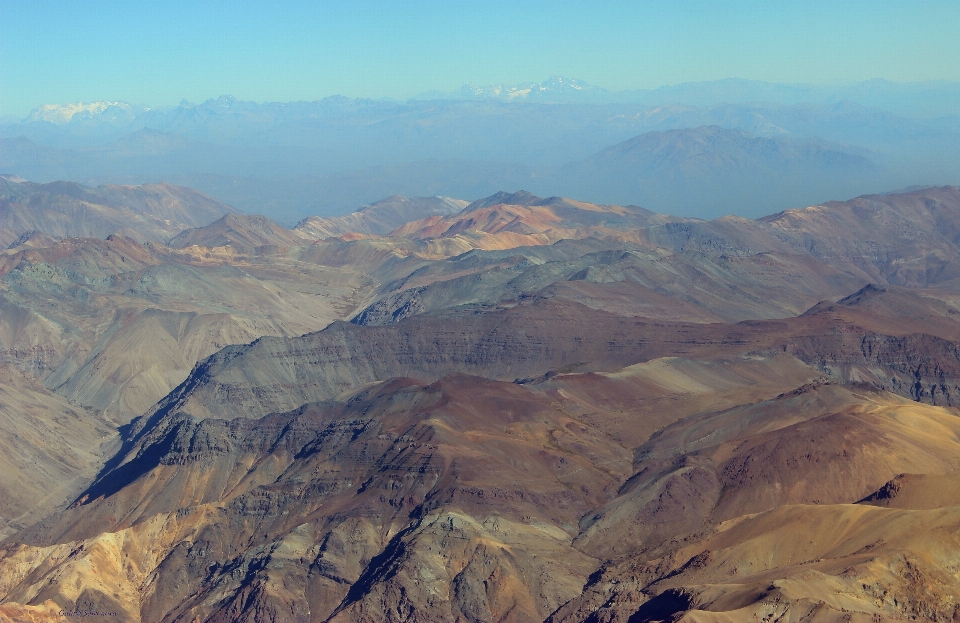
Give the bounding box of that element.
[0,178,236,243]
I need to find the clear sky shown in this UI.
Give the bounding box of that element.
[2,0,959,117]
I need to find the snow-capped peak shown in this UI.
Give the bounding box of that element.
[422,77,605,102]
[25,101,137,124]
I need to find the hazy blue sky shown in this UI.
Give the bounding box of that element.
[2,0,959,116]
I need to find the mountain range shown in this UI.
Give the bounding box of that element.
[3,78,959,222]
[14,78,960,122]
[555,126,882,214]
[416,76,960,118]
[3,180,960,620]
[1,125,893,222]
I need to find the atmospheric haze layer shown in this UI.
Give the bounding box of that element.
[3,77,960,223]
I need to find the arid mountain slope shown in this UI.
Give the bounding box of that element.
[7,186,960,622]
[577,383,960,558]
[4,375,632,622]
[352,246,861,325]
[125,283,960,438]
[2,353,826,623]
[0,235,374,421]
[294,195,469,239]
[288,186,960,291]
[760,185,960,285]
[0,364,116,541]
[389,192,673,248]
[0,177,236,243]
[169,213,311,251]
[340,187,960,332]
[0,232,375,540]
[7,360,960,622]
[559,505,960,622]
[133,300,801,425]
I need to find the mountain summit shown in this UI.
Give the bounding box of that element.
[25,101,143,125]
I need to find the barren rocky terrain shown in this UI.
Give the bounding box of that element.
[2,183,960,621]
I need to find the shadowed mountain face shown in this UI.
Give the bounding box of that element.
[6,186,960,621]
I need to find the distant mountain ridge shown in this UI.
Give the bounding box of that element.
[556,125,882,215]
[416,76,611,103]
[4,81,959,222]
[25,101,143,126]
[0,177,236,244]
[1,121,895,222]
[415,76,960,117]
[20,77,959,121]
